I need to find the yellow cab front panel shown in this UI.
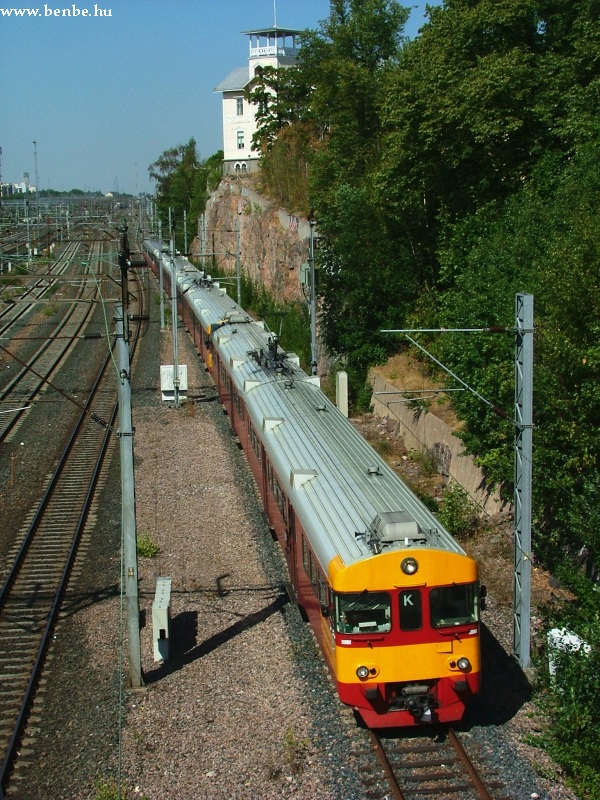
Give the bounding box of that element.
[328,549,481,728]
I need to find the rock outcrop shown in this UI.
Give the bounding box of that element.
[196,176,310,304]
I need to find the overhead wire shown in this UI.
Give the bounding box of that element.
[380,328,598,572]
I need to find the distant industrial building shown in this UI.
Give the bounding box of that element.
[1,173,37,196]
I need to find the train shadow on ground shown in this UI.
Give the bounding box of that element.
[143,592,289,685]
[461,621,532,727]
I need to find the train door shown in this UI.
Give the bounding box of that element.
[320,582,336,671]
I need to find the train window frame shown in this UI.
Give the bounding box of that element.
[233,391,244,421]
[302,536,309,575]
[267,462,288,524]
[301,536,327,604]
[249,424,262,462]
[334,591,391,635]
[219,364,230,389]
[399,589,422,631]
[429,583,479,629]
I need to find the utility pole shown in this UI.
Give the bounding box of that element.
[33,140,39,218]
[169,211,180,408]
[25,201,32,268]
[158,220,165,331]
[115,303,144,689]
[382,296,535,672]
[308,216,317,375]
[33,141,39,191]
[235,217,241,305]
[199,213,207,269]
[513,293,534,670]
[118,220,130,327]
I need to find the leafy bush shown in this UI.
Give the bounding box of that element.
[436,481,479,537]
[539,620,600,799]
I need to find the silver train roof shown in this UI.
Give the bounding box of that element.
[144,241,466,572]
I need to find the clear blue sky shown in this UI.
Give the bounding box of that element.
[0,0,440,195]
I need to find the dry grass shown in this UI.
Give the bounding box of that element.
[372,352,461,428]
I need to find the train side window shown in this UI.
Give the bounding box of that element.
[249,425,261,462]
[400,590,422,631]
[233,391,244,421]
[220,365,230,389]
[335,592,391,634]
[302,536,310,574]
[316,572,326,604]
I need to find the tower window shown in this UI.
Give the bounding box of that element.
[237,130,245,150]
[236,98,244,115]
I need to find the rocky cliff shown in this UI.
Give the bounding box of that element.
[194,176,310,304]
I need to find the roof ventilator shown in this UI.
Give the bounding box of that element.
[356,511,425,554]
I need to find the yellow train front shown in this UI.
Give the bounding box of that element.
[322,541,481,728]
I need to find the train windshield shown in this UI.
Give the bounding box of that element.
[429,583,479,628]
[335,591,391,634]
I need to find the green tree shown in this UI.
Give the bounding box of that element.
[434,143,600,567]
[244,65,313,154]
[148,140,222,248]
[292,1,411,397]
[302,0,409,181]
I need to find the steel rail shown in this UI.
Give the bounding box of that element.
[364,727,500,800]
[0,261,145,797]
[448,728,496,800]
[0,237,82,324]
[0,239,104,442]
[369,731,406,800]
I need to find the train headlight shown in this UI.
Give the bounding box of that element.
[457,657,471,671]
[356,665,369,680]
[401,557,419,575]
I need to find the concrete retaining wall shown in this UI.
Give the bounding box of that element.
[370,373,507,516]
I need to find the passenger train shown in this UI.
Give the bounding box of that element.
[142,239,482,728]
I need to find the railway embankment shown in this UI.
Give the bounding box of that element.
[368,353,506,516]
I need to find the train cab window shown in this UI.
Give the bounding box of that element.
[399,589,422,631]
[429,583,479,628]
[335,592,391,634]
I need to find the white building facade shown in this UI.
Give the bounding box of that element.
[214,26,301,175]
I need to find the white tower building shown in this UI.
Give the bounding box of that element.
[214,26,301,175]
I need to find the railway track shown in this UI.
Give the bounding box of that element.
[0,239,107,443]
[0,350,116,796]
[0,237,82,321]
[0,252,145,797]
[352,726,508,800]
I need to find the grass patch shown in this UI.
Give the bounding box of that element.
[137,532,159,558]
